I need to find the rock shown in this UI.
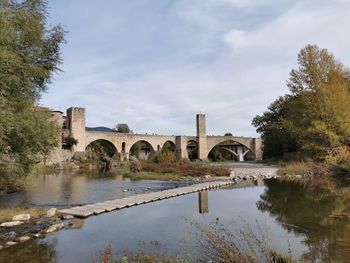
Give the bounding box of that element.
[60,214,74,220]
[12,214,31,221]
[45,222,64,233]
[5,241,17,247]
[0,245,3,250]
[34,233,42,238]
[123,189,128,192]
[70,163,80,170]
[2,231,16,238]
[18,236,30,242]
[1,221,24,227]
[204,175,211,179]
[46,208,57,217]
[229,171,235,178]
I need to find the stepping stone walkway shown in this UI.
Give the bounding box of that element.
[59,181,233,218]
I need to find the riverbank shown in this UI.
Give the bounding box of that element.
[117,161,232,181]
[0,207,67,249]
[276,161,350,181]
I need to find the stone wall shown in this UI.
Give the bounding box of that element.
[45,149,74,165]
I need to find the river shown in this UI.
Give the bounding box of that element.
[0,167,349,262]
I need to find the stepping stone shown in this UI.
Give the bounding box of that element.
[59,180,233,218]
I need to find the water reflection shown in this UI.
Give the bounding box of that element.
[0,172,189,208]
[198,191,209,214]
[257,179,350,262]
[0,239,57,263]
[253,178,264,187]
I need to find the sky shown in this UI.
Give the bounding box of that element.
[42,0,350,136]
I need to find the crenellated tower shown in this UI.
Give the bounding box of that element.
[67,107,86,152]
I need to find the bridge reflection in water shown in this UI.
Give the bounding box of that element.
[198,191,209,214]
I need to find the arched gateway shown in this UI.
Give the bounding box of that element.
[50,107,262,162]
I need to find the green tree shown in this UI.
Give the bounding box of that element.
[252,96,298,159]
[62,136,78,150]
[0,0,65,190]
[253,45,350,162]
[115,123,131,133]
[282,45,350,162]
[158,142,176,163]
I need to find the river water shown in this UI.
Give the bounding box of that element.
[0,171,349,262]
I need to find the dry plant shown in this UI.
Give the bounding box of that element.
[190,220,294,263]
[92,221,295,263]
[92,244,186,263]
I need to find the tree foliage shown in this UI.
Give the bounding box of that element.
[115,123,131,133]
[0,0,65,188]
[62,136,78,150]
[158,142,176,163]
[253,45,350,163]
[252,96,298,159]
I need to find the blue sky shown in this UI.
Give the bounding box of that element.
[42,0,350,136]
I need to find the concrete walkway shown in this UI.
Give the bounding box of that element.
[59,181,234,218]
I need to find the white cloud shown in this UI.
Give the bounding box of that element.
[43,0,350,137]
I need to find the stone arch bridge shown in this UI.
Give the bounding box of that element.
[57,107,262,161]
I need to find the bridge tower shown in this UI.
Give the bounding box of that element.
[197,114,208,160]
[67,107,86,153]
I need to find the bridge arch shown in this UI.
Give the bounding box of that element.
[187,140,198,160]
[162,140,176,152]
[207,139,254,162]
[85,139,119,162]
[85,139,118,153]
[129,140,155,160]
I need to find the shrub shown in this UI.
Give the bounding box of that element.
[141,162,230,177]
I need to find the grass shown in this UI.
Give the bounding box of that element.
[116,162,231,181]
[140,162,231,177]
[0,206,47,223]
[277,161,313,177]
[253,158,283,166]
[331,162,350,178]
[117,163,132,175]
[278,161,331,179]
[129,172,186,181]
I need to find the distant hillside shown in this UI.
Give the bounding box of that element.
[86,126,114,132]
